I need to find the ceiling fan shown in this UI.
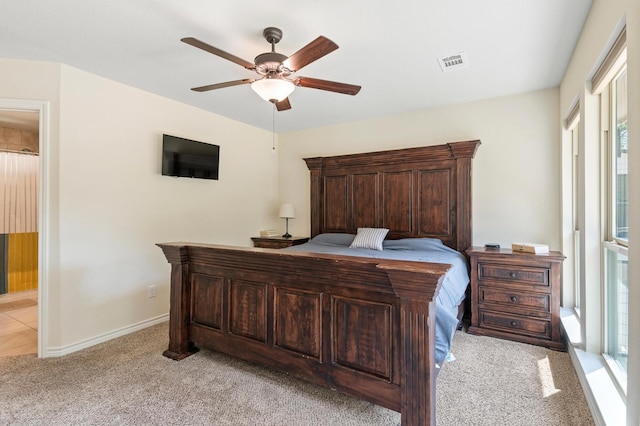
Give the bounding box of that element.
[181,27,361,111]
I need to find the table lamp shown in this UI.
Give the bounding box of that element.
[279,203,295,238]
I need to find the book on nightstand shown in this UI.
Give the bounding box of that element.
[511,242,549,254]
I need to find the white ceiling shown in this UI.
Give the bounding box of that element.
[0,0,592,133]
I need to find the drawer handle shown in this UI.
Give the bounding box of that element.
[509,272,517,278]
[510,296,518,303]
[510,321,518,327]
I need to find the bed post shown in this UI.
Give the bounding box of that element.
[157,243,199,360]
[448,141,480,252]
[379,263,448,426]
[304,157,324,238]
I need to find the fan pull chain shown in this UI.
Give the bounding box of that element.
[272,103,276,151]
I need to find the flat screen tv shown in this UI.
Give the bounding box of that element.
[162,134,220,180]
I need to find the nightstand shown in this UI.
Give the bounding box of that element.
[251,236,309,249]
[466,247,566,351]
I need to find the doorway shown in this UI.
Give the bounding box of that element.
[0,99,49,358]
[0,110,39,356]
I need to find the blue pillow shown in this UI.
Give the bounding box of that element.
[310,233,356,246]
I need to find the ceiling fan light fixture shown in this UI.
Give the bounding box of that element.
[251,77,295,103]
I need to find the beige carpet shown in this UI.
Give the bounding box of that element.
[0,322,593,425]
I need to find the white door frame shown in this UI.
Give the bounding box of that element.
[0,98,50,358]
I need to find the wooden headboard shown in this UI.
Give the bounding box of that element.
[304,140,480,253]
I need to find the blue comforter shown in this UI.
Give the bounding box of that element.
[284,233,470,365]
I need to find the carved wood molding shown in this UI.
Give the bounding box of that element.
[304,140,480,170]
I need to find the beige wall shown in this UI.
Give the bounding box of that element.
[278,87,561,250]
[0,59,280,351]
[55,64,280,348]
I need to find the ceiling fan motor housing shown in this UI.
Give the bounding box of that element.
[255,27,291,76]
[254,52,289,75]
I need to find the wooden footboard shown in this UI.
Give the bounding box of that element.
[158,242,451,426]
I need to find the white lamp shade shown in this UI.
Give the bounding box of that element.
[251,77,295,103]
[279,203,295,219]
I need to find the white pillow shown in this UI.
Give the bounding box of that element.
[349,228,389,251]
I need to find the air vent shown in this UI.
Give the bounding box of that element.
[437,51,469,72]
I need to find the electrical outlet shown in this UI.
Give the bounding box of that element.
[148,285,156,298]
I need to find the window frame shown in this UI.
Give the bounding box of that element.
[566,109,581,316]
[600,60,628,395]
[607,66,628,247]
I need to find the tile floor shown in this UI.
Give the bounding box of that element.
[0,289,37,357]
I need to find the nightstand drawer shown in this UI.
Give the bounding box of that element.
[477,263,549,288]
[479,310,551,339]
[479,286,550,312]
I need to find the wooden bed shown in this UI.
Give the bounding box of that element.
[158,140,480,425]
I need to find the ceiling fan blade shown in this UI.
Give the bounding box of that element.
[275,98,292,111]
[283,36,338,72]
[181,37,255,70]
[191,79,254,92]
[295,77,361,95]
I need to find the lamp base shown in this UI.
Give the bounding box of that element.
[282,217,291,238]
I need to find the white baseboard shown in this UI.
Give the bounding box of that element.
[43,314,169,358]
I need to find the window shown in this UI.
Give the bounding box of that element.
[605,244,628,377]
[560,24,629,422]
[603,66,628,381]
[566,105,581,315]
[585,25,629,390]
[612,68,628,244]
